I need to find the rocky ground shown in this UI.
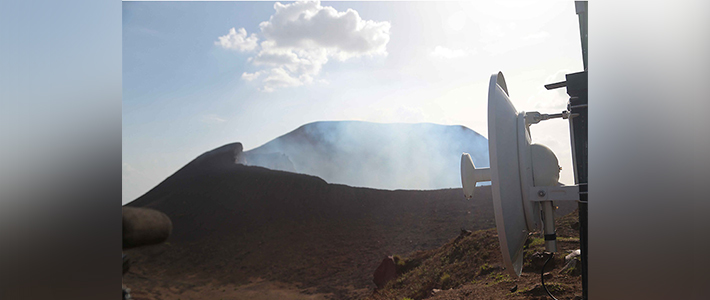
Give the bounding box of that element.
[365,210,583,300]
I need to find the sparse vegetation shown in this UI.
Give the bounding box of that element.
[393,254,406,268]
[540,282,566,293]
[563,263,578,274]
[528,237,545,248]
[479,263,494,275]
[488,273,512,284]
[367,210,582,300]
[439,272,452,289]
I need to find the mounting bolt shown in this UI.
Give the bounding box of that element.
[538,190,546,197]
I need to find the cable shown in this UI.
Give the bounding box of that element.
[541,252,559,300]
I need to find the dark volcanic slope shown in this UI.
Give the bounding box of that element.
[126,142,495,299]
[125,142,577,300]
[241,121,489,190]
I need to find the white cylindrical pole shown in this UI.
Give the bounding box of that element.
[542,201,557,252]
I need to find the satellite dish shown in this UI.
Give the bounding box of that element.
[461,71,579,277]
[487,72,529,276]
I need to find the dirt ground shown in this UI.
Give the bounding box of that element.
[126,276,333,300]
[123,150,579,300]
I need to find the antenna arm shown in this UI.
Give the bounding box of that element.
[529,185,581,202]
[524,111,572,126]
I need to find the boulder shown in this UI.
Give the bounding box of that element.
[122,207,172,249]
[373,256,398,289]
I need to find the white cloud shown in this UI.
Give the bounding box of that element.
[430,46,473,59]
[215,27,259,52]
[260,67,304,92]
[218,1,391,92]
[527,69,572,110]
[241,71,264,81]
[259,1,390,58]
[533,94,568,109]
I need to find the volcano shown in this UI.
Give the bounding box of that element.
[123,122,574,300]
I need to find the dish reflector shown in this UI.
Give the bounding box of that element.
[488,72,529,277]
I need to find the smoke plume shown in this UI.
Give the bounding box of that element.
[239,121,489,190]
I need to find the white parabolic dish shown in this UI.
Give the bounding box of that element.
[488,72,529,277]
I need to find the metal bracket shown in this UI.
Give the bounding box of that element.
[524,111,571,125]
[544,80,567,90]
[529,185,580,202]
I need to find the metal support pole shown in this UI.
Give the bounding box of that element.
[567,70,587,299]
[572,2,588,299]
[542,201,558,252]
[575,1,588,71]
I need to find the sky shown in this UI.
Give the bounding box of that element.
[122,0,584,204]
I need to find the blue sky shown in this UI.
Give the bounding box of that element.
[122,1,584,204]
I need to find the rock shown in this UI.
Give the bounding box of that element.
[373,256,398,289]
[510,284,518,292]
[122,207,172,249]
[565,249,581,261]
[454,229,473,242]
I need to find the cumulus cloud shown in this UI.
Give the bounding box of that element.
[261,67,304,92]
[259,1,390,58]
[215,27,259,52]
[241,71,264,81]
[216,0,391,92]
